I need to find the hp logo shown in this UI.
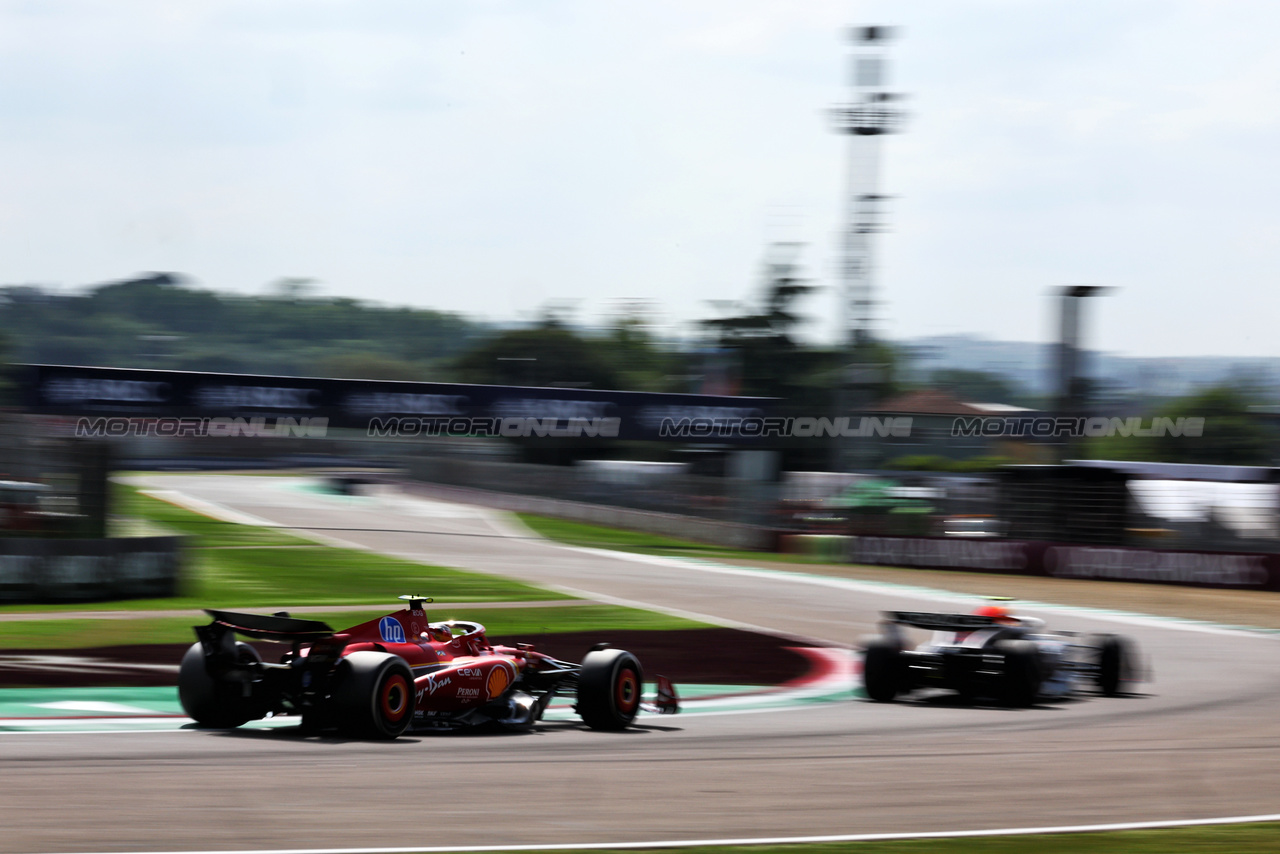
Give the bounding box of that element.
[378,617,406,644]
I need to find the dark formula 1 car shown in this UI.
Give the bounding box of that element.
[861,604,1142,707]
[178,596,678,738]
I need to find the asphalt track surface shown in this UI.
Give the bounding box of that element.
[5,473,1280,853]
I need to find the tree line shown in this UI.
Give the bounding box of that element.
[0,259,843,400]
[0,273,481,381]
[0,267,1272,467]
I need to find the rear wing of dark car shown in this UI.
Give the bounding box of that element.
[885,611,1000,632]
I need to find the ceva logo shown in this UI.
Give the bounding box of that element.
[378,617,406,644]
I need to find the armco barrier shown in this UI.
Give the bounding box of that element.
[847,535,1280,592]
[0,536,184,604]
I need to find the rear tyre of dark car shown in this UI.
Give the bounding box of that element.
[862,638,905,702]
[330,651,415,739]
[577,648,643,730]
[178,641,263,728]
[1096,634,1134,697]
[996,639,1042,707]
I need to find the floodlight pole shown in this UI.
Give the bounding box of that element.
[830,26,903,471]
[831,25,902,353]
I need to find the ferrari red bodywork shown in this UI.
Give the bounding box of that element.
[178,596,677,738]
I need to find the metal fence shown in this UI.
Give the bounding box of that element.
[403,453,1280,555]
[782,464,1280,553]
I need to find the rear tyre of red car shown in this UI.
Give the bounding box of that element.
[577,648,643,730]
[862,638,904,702]
[330,651,415,740]
[178,641,263,728]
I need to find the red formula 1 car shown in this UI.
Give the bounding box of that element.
[178,596,678,738]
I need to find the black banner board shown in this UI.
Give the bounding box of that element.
[17,364,775,443]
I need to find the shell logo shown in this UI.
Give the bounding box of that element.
[485,662,514,699]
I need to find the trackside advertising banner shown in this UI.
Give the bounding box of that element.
[18,364,775,443]
[847,536,1280,592]
[0,536,183,603]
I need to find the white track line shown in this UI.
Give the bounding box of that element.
[25,813,1280,854]
[550,543,1280,639]
[137,489,281,528]
[136,488,384,553]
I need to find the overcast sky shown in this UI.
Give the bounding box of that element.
[2,1,1277,358]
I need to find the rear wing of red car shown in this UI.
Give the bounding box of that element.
[191,610,337,680]
[201,609,335,642]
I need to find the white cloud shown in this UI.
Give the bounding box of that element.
[0,0,1277,357]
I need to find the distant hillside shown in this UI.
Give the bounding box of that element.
[0,273,487,380]
[3,275,1276,405]
[898,334,1280,400]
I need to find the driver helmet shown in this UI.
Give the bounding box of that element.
[974,604,1018,625]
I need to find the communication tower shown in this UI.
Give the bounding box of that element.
[830,26,904,350]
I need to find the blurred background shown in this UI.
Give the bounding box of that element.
[1,2,1278,578]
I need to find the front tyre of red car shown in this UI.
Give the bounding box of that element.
[330,651,415,740]
[577,648,643,730]
[178,641,263,728]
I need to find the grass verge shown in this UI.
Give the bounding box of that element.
[0,605,703,649]
[515,513,817,563]
[0,482,709,646]
[0,484,565,614]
